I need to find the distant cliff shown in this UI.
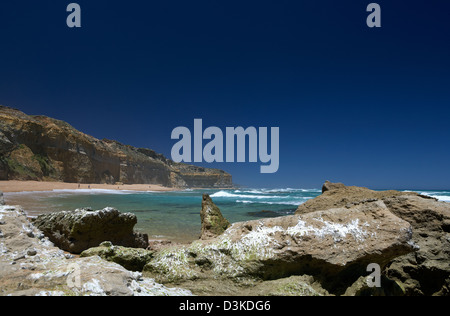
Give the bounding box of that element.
[0,105,232,188]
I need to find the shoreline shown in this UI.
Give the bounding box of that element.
[0,180,180,193]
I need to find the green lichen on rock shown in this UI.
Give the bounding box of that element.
[0,205,192,296]
[343,276,406,296]
[80,241,154,272]
[32,207,149,254]
[258,276,329,296]
[143,246,200,283]
[142,229,280,284]
[143,198,416,294]
[200,194,230,240]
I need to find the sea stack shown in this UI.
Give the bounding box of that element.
[200,194,230,240]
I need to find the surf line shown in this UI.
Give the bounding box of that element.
[171,119,279,174]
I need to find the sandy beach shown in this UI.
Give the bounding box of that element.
[0,180,178,193]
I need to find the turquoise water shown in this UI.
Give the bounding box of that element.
[5,188,450,243]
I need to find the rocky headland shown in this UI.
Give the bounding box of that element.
[0,181,449,296]
[0,105,232,188]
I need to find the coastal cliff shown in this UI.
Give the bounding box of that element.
[0,105,232,188]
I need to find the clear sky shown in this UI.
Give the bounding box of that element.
[1,1,449,189]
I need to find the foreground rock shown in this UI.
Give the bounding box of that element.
[321,180,347,193]
[81,241,154,272]
[296,182,423,215]
[7,182,448,296]
[297,182,450,296]
[200,194,231,240]
[27,183,446,296]
[383,195,450,295]
[32,208,149,254]
[0,205,192,296]
[144,199,414,294]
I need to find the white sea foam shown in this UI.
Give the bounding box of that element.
[236,199,309,206]
[431,195,450,202]
[210,191,237,198]
[263,188,320,193]
[234,189,265,194]
[211,188,316,206]
[234,188,320,194]
[419,191,450,195]
[210,191,283,199]
[418,191,450,203]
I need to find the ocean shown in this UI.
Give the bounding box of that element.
[4,188,450,243]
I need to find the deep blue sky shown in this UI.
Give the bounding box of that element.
[1,1,449,189]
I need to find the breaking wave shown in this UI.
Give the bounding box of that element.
[210,188,320,207]
[419,191,450,203]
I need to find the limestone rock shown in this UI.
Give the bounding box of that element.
[322,180,346,193]
[0,105,232,188]
[145,200,414,294]
[32,207,149,254]
[296,181,422,215]
[147,239,173,251]
[343,276,406,296]
[80,241,154,272]
[383,195,450,295]
[200,194,230,240]
[252,275,330,296]
[0,205,192,296]
[297,181,450,296]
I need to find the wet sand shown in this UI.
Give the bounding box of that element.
[0,180,178,193]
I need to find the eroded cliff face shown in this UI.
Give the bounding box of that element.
[0,105,232,188]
